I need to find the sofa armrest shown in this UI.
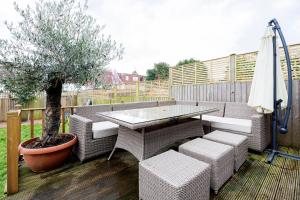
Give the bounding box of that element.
[70,114,94,143]
[251,114,265,135]
[251,113,271,151]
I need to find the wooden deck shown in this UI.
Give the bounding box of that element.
[5,146,300,200]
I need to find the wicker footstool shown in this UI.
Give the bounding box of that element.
[203,130,248,171]
[179,138,234,194]
[139,150,211,200]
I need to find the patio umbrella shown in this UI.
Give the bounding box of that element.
[247,26,287,113]
[248,19,299,163]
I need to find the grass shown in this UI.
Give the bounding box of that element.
[0,123,69,198]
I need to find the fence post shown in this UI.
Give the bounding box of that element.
[61,108,65,133]
[136,81,140,101]
[181,66,184,84]
[169,67,172,86]
[72,94,78,106]
[168,68,172,100]
[6,110,21,195]
[113,86,117,102]
[30,110,34,138]
[194,63,197,84]
[41,109,45,136]
[229,54,236,82]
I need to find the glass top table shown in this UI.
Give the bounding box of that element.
[97,105,218,129]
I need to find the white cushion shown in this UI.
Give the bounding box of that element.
[192,115,210,126]
[92,121,119,139]
[202,115,252,133]
[179,138,234,160]
[203,130,248,146]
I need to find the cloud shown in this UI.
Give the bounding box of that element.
[1,0,299,75]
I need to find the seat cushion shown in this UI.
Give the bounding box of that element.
[179,138,234,160]
[203,130,248,146]
[92,121,119,139]
[202,115,252,133]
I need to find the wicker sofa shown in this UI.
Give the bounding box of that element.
[197,101,271,152]
[70,100,198,161]
[70,100,269,161]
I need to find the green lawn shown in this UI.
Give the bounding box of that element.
[0,123,69,198]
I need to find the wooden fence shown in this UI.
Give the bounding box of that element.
[169,43,300,85]
[170,80,300,148]
[5,106,75,194]
[0,80,169,122]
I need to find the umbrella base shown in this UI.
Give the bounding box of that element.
[265,149,300,164]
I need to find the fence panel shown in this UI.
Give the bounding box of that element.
[0,98,16,121]
[170,43,300,85]
[0,80,169,122]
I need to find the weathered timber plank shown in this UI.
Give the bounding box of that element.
[235,159,270,200]
[217,83,222,101]
[255,148,286,200]
[292,80,300,148]
[293,148,300,200]
[241,82,247,103]
[246,81,252,102]
[235,82,242,103]
[274,148,297,200]
[211,161,250,199]
[213,159,260,200]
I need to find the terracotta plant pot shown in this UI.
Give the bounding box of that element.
[19,134,77,172]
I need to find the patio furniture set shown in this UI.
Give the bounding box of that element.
[69,100,270,200]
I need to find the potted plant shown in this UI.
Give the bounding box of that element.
[0,0,123,172]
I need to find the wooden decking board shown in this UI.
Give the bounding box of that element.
[213,159,260,200]
[235,159,270,200]
[274,147,300,200]
[250,150,286,200]
[5,147,300,200]
[7,152,139,200]
[274,149,295,200]
[293,148,300,200]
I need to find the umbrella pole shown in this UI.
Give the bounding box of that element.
[266,30,278,164]
[266,19,300,163]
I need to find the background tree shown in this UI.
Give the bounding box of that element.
[146,68,156,80]
[0,0,123,145]
[176,58,198,66]
[146,62,169,80]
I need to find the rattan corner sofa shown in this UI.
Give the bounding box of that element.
[70,100,197,161]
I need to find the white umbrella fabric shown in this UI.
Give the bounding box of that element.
[247,26,287,113]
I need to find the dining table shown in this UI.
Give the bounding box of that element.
[97,104,218,161]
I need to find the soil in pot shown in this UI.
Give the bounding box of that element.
[19,134,77,173]
[24,134,74,149]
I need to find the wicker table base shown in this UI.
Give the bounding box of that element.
[108,118,204,161]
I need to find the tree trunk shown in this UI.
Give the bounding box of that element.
[42,80,62,143]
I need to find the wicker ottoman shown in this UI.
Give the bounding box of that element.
[139,150,211,200]
[179,138,234,194]
[203,130,248,171]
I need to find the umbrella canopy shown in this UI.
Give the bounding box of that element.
[248,26,287,113]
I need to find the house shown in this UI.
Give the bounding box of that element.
[104,70,144,85]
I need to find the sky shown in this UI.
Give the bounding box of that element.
[0,0,300,75]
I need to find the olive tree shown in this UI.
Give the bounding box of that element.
[0,0,123,146]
